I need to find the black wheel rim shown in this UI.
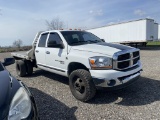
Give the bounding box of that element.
[73,77,85,94]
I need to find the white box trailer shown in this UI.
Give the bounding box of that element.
[87,18,158,44]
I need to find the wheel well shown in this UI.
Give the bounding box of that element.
[68,62,89,76]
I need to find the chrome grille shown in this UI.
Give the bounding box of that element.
[117,53,130,61]
[113,49,140,70]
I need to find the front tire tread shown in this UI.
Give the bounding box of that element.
[69,69,96,102]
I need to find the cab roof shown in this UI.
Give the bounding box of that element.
[41,30,84,34]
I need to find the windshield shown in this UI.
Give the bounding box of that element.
[0,62,4,72]
[61,31,103,45]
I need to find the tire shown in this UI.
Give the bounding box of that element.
[25,60,33,75]
[16,60,27,77]
[69,69,96,102]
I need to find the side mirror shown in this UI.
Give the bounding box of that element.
[3,58,15,66]
[101,39,105,42]
[48,41,64,49]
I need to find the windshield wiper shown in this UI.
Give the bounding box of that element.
[70,41,88,45]
[87,40,101,43]
[70,40,101,45]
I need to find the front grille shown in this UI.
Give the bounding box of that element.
[133,51,139,57]
[118,53,130,61]
[113,49,140,70]
[118,61,130,69]
[133,57,140,64]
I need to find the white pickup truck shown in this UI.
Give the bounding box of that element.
[11,30,142,102]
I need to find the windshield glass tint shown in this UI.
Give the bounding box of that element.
[61,31,102,45]
[0,63,4,71]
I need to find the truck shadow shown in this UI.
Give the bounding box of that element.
[29,87,77,120]
[90,76,160,106]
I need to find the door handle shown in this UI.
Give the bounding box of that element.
[35,50,39,53]
[46,51,50,54]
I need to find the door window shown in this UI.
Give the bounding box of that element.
[47,33,62,47]
[38,33,48,47]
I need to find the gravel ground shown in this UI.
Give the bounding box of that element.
[0,48,160,120]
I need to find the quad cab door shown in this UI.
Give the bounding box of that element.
[45,32,67,76]
[35,33,49,66]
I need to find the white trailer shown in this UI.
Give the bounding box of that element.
[87,18,158,44]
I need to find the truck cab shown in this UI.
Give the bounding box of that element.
[12,30,142,102]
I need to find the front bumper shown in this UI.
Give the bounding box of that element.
[90,62,142,89]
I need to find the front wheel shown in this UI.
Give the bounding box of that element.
[69,69,96,102]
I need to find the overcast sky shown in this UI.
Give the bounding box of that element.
[0,0,160,46]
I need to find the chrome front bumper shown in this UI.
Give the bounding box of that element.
[92,70,142,89]
[90,62,142,89]
[110,71,141,86]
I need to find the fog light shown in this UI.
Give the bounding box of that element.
[107,79,116,86]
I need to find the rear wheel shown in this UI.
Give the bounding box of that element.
[25,60,33,75]
[16,60,27,77]
[69,69,96,102]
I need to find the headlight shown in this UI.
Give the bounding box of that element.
[89,56,112,69]
[8,87,31,120]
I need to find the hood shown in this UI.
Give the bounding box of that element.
[0,70,21,119]
[0,70,12,119]
[71,42,133,56]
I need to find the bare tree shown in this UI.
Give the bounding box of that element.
[13,39,23,48]
[46,17,65,30]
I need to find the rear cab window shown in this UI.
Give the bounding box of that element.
[38,33,48,47]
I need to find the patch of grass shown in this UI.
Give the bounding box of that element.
[147,41,160,46]
[0,46,32,53]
